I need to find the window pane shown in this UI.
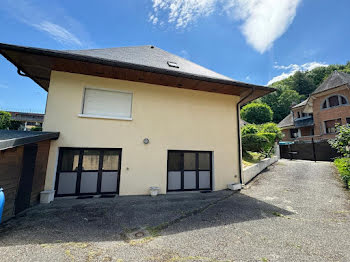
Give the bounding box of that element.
[83,88,132,118]
[184,171,196,189]
[101,171,118,192]
[82,150,100,170]
[199,171,211,189]
[341,96,347,105]
[184,153,196,170]
[80,172,98,193]
[322,100,327,109]
[328,96,339,107]
[168,152,182,171]
[57,172,77,194]
[61,150,80,171]
[103,151,119,170]
[198,153,210,170]
[168,171,181,190]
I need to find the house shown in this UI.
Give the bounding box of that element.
[8,111,44,130]
[279,71,350,141]
[0,43,274,200]
[0,130,59,221]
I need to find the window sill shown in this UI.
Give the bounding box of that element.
[78,114,132,121]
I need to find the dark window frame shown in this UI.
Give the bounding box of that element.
[167,150,213,192]
[55,147,122,197]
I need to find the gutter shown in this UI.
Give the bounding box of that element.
[236,87,255,185]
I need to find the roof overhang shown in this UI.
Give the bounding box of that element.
[0,131,59,151]
[0,43,274,101]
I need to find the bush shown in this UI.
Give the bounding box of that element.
[0,111,11,129]
[241,124,258,136]
[328,124,350,158]
[260,123,283,141]
[242,133,270,153]
[31,126,43,131]
[334,158,350,188]
[240,103,273,124]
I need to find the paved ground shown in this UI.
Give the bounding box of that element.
[0,159,349,262]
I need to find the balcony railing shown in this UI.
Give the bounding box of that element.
[294,116,314,128]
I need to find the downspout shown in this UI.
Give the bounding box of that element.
[236,87,255,185]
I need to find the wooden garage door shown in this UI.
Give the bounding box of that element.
[167,150,212,192]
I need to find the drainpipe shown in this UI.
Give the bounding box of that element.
[236,87,255,185]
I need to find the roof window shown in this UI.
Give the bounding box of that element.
[167,61,179,68]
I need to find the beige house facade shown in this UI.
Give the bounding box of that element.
[0,43,273,199]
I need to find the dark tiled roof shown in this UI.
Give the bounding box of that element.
[313,71,350,94]
[278,113,294,128]
[64,45,234,82]
[292,99,308,109]
[0,130,59,150]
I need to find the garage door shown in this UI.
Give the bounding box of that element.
[167,150,212,192]
[55,148,121,196]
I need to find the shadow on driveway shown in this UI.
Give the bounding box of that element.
[0,190,292,246]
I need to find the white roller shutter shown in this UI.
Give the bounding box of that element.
[82,88,132,119]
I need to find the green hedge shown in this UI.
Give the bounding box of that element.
[241,124,259,135]
[242,133,270,153]
[334,158,350,189]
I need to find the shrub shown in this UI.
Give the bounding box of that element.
[329,124,350,158]
[334,158,350,188]
[242,133,270,153]
[260,123,283,141]
[31,126,43,131]
[240,103,273,124]
[241,124,258,136]
[0,111,11,129]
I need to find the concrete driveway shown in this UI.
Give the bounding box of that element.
[0,159,349,262]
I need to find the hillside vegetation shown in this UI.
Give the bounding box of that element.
[258,62,350,123]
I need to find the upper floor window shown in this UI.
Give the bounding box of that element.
[322,95,348,109]
[81,87,133,120]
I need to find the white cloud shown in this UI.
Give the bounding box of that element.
[0,84,9,89]
[151,0,217,28]
[0,0,91,47]
[267,62,328,85]
[149,0,301,53]
[33,21,82,46]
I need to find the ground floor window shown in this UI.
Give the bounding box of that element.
[290,128,300,138]
[324,119,341,134]
[347,118,350,124]
[55,148,121,196]
[167,150,212,192]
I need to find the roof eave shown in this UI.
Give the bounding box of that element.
[0,42,274,96]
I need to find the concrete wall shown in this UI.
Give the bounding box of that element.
[242,143,279,184]
[43,71,241,195]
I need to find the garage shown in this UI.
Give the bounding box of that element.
[55,148,122,196]
[167,150,212,192]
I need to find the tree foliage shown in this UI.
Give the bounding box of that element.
[0,111,11,129]
[329,124,350,158]
[240,103,273,124]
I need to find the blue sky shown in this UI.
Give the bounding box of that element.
[0,0,349,113]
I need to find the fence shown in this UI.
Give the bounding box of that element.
[280,139,340,161]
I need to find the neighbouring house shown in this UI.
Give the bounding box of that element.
[279,71,350,141]
[0,130,59,221]
[0,43,274,201]
[8,111,44,130]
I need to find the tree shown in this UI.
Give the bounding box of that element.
[291,71,315,97]
[9,120,22,130]
[0,111,11,129]
[240,103,273,124]
[260,86,300,123]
